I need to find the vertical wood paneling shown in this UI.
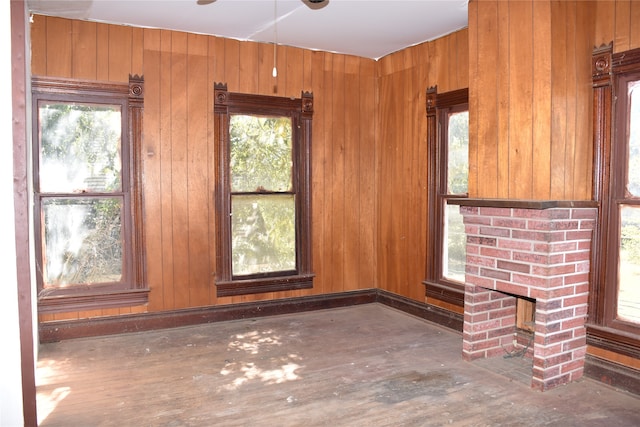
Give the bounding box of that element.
[631,1,640,48]
[574,1,596,200]
[595,1,615,48]
[344,55,360,291]
[108,25,131,82]
[186,33,210,306]
[614,0,631,52]
[71,20,97,79]
[96,23,109,81]
[310,50,326,295]
[468,0,479,198]
[30,15,46,75]
[159,29,175,310]
[564,1,578,199]
[496,0,511,199]
[132,27,144,75]
[331,54,346,292]
[550,0,568,199]
[532,0,552,199]
[45,17,72,77]
[142,28,163,311]
[469,0,597,201]
[477,0,499,197]
[359,58,377,289]
[508,1,534,199]
[170,31,190,309]
[239,41,259,94]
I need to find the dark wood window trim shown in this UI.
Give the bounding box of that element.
[32,75,149,314]
[213,83,314,297]
[589,44,640,344]
[423,87,469,307]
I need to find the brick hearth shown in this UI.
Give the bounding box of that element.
[459,202,597,391]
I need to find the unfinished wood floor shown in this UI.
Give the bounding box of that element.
[37,304,640,426]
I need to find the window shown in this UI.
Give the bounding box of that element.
[423,87,469,307]
[213,83,314,297]
[32,75,148,313]
[592,45,640,338]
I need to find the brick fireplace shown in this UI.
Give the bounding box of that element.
[457,200,597,391]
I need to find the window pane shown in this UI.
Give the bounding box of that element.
[443,203,466,282]
[230,115,292,192]
[627,81,640,197]
[231,194,296,276]
[42,197,123,286]
[447,111,469,195]
[39,103,122,193]
[618,205,640,324]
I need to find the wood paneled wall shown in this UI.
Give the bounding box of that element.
[31,15,379,320]
[468,0,596,200]
[595,0,640,53]
[376,31,469,301]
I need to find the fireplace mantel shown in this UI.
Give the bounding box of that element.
[459,202,597,391]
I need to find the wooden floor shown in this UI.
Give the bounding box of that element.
[37,304,640,426]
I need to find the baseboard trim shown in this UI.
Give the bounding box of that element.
[39,289,465,343]
[584,354,640,396]
[39,289,377,343]
[377,289,463,332]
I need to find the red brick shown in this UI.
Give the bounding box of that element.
[561,358,586,374]
[549,241,578,252]
[566,229,593,240]
[512,274,549,288]
[465,255,495,269]
[494,280,531,297]
[579,219,596,230]
[571,208,597,220]
[562,337,587,352]
[561,317,586,330]
[466,274,495,288]
[463,214,492,225]
[563,294,588,307]
[563,272,589,285]
[468,235,498,246]
[513,251,551,265]
[496,259,530,273]
[479,207,512,217]
[480,246,511,259]
[498,238,532,250]
[480,226,511,237]
[543,330,574,345]
[487,326,516,339]
[465,224,480,234]
[460,206,479,215]
[492,217,527,229]
[533,343,563,358]
[480,267,511,281]
[532,264,577,277]
[565,251,590,263]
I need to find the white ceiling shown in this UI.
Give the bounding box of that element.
[27,0,469,60]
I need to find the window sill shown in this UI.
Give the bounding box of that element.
[38,288,150,314]
[216,273,314,297]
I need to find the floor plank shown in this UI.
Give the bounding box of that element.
[37,304,640,426]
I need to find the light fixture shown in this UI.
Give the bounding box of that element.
[272,0,278,78]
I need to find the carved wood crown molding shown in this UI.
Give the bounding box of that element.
[129,74,144,98]
[592,43,612,87]
[213,82,314,117]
